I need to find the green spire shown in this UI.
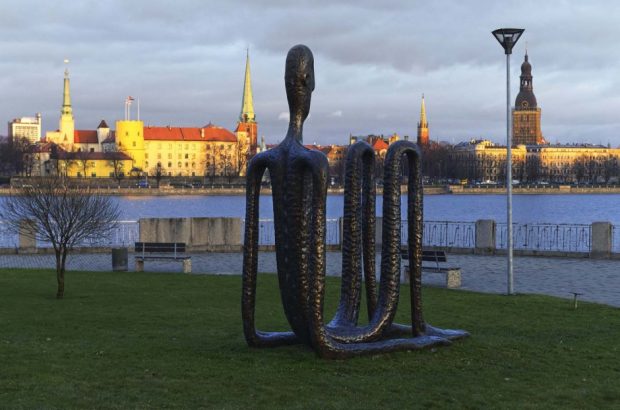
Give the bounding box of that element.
[62,67,72,116]
[240,49,255,123]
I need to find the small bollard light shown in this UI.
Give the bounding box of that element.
[571,292,583,310]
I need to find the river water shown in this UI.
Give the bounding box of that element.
[86,194,620,225]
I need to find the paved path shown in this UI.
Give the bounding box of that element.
[1,252,618,308]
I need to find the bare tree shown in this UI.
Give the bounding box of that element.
[73,150,91,178]
[154,162,162,188]
[0,177,120,299]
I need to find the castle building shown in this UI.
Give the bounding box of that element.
[113,51,257,177]
[115,121,241,177]
[8,114,42,144]
[39,52,258,179]
[512,52,544,145]
[417,94,429,146]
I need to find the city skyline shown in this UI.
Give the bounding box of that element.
[2,1,620,146]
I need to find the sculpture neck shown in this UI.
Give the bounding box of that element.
[286,118,303,144]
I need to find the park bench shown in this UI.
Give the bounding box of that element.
[401,249,461,288]
[134,242,192,273]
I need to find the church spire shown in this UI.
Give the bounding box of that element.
[417,94,429,146]
[240,49,255,123]
[62,62,72,116]
[419,93,428,128]
[59,60,75,143]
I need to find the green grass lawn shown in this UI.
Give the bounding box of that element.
[1,269,619,409]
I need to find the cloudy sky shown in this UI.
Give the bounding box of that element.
[2,0,620,146]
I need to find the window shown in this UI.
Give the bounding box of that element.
[133,141,136,147]
[178,162,182,168]
[185,154,189,159]
[90,148,95,153]
[168,162,172,167]
[168,153,172,159]
[91,173,96,178]
[145,153,149,159]
[126,132,128,136]
[145,161,149,167]
[178,153,182,159]
[185,162,188,167]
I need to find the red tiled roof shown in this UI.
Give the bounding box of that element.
[304,144,323,151]
[143,125,237,143]
[371,139,389,151]
[74,130,98,144]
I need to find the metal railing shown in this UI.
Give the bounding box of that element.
[0,221,19,248]
[36,221,139,248]
[242,218,341,246]
[497,223,591,253]
[0,218,612,255]
[400,220,476,248]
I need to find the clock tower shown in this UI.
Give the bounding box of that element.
[512,52,544,145]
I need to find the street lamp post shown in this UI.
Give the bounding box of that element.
[492,28,524,296]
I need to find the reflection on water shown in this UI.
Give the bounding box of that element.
[105,194,620,225]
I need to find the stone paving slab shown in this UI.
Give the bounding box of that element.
[1,252,618,308]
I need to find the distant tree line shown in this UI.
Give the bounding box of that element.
[0,136,34,176]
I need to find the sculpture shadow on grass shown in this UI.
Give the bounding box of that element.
[242,44,468,359]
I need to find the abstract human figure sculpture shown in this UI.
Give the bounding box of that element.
[242,44,468,359]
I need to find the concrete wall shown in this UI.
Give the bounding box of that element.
[18,220,36,252]
[590,222,612,259]
[475,219,496,254]
[139,217,242,252]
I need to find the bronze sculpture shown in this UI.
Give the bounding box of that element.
[242,44,468,359]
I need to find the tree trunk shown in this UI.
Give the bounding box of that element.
[56,248,67,299]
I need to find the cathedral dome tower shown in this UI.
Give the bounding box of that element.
[515,52,537,110]
[512,52,544,145]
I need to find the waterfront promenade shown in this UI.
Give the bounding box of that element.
[2,252,618,308]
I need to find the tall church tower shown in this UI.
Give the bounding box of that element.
[417,94,429,146]
[236,49,258,157]
[59,65,75,144]
[512,52,544,145]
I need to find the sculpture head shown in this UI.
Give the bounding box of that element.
[285,44,315,142]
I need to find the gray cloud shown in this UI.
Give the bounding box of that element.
[1,0,620,146]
